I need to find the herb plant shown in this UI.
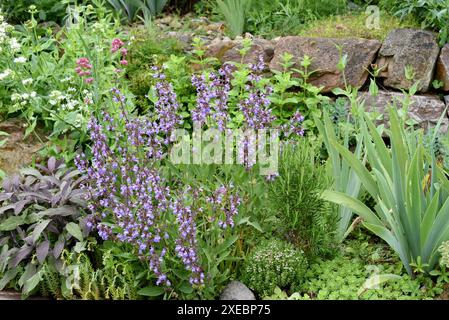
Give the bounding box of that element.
[0,157,90,296]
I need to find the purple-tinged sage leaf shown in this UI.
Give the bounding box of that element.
[38,206,79,217]
[14,199,30,215]
[9,245,33,268]
[53,238,65,259]
[32,219,51,243]
[36,240,49,263]
[0,204,15,215]
[20,168,43,179]
[0,192,13,202]
[48,157,56,172]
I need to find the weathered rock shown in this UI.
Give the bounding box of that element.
[166,31,192,47]
[157,16,173,25]
[0,290,20,300]
[376,29,440,92]
[359,91,448,132]
[205,38,235,61]
[269,36,381,93]
[0,119,44,176]
[206,38,274,67]
[222,38,274,66]
[220,281,256,300]
[0,290,48,300]
[436,44,449,92]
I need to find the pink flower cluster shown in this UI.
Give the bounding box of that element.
[111,38,128,68]
[75,57,94,84]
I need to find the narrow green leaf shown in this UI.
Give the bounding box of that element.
[65,222,83,242]
[321,190,381,225]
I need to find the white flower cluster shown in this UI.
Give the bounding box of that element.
[0,68,12,81]
[22,78,33,85]
[49,90,81,111]
[48,89,90,129]
[11,91,37,105]
[0,13,12,45]
[14,56,27,64]
[0,13,21,52]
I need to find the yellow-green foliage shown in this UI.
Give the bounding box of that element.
[39,250,140,300]
[439,241,449,268]
[299,12,420,40]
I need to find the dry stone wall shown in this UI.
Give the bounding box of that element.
[204,28,449,130]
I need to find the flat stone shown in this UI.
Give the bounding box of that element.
[359,91,448,132]
[0,290,21,300]
[220,281,256,300]
[376,29,440,92]
[269,36,381,93]
[436,44,449,91]
[206,38,274,68]
[222,38,274,67]
[0,290,48,300]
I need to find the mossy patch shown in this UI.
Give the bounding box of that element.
[299,12,420,40]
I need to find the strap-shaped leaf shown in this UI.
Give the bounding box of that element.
[363,221,411,275]
[321,190,381,226]
[331,141,378,197]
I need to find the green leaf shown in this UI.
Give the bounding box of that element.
[32,219,51,243]
[0,268,19,290]
[237,216,263,232]
[0,215,26,231]
[24,119,37,139]
[332,141,378,197]
[74,241,86,253]
[178,282,194,294]
[137,286,165,297]
[321,190,381,226]
[23,270,42,295]
[215,235,239,255]
[331,87,348,96]
[358,273,402,296]
[65,222,83,242]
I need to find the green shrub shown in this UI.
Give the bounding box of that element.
[0,0,69,24]
[215,0,250,38]
[126,29,185,108]
[264,235,446,300]
[299,11,420,40]
[39,244,143,300]
[386,0,449,45]
[245,0,348,38]
[268,140,338,259]
[241,239,308,297]
[323,106,449,276]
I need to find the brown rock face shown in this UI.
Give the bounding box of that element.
[376,29,440,92]
[206,38,274,68]
[269,36,381,93]
[360,91,448,132]
[222,38,274,66]
[436,44,449,91]
[0,119,44,176]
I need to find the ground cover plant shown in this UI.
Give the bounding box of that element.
[1,0,449,302]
